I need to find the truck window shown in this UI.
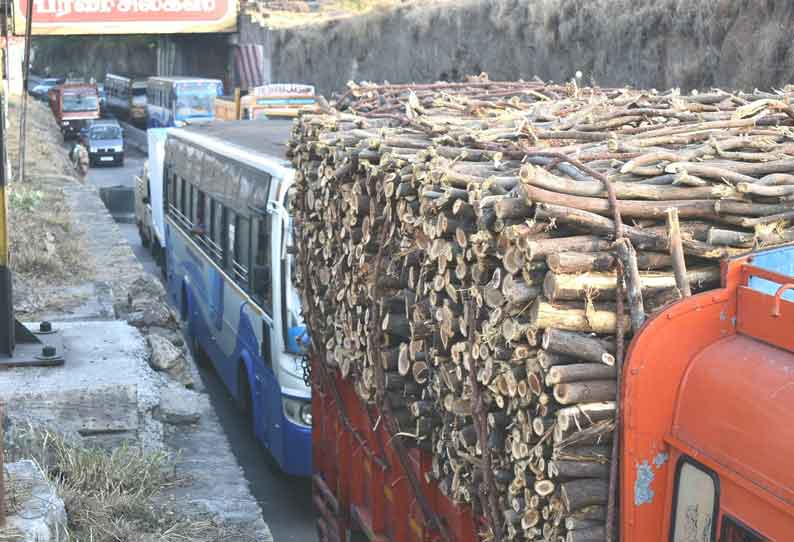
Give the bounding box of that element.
[719,516,767,542]
[671,459,719,542]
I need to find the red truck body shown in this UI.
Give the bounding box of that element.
[312,244,794,542]
[48,83,100,139]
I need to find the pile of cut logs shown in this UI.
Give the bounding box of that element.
[289,79,794,542]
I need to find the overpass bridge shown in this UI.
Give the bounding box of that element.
[4,0,279,95]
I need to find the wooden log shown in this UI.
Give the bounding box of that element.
[521,163,738,200]
[502,274,541,308]
[534,480,556,497]
[542,267,719,301]
[568,504,608,522]
[566,525,606,542]
[537,350,580,370]
[522,183,723,219]
[546,251,672,274]
[556,403,616,434]
[523,236,613,261]
[531,299,631,334]
[382,313,411,338]
[561,479,610,512]
[554,381,617,405]
[535,202,737,259]
[542,329,616,366]
[667,208,691,297]
[549,460,610,480]
[545,364,617,385]
[614,238,646,333]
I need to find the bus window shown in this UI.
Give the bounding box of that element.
[195,190,207,234]
[233,214,251,284]
[177,177,185,216]
[253,215,272,313]
[227,209,237,270]
[671,458,719,542]
[188,186,195,225]
[211,201,223,247]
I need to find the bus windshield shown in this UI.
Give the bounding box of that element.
[63,92,99,112]
[175,91,214,118]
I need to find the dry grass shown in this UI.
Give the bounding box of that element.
[5,98,92,288]
[8,425,256,542]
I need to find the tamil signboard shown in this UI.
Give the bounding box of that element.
[13,0,237,35]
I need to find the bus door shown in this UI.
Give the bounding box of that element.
[251,204,278,447]
[253,311,277,446]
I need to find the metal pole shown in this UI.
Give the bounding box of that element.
[0,402,5,527]
[0,1,12,356]
[17,0,33,182]
[234,87,241,120]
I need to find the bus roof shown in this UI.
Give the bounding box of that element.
[148,76,222,84]
[179,119,294,161]
[107,73,150,83]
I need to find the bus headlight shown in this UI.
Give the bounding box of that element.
[300,403,312,426]
[283,396,311,427]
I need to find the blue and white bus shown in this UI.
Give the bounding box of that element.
[147,77,224,129]
[163,120,311,476]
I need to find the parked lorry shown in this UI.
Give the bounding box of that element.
[48,83,100,140]
[311,244,794,542]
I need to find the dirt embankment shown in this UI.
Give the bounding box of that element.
[6,99,92,313]
[259,0,794,96]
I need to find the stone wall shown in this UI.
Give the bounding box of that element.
[242,0,794,96]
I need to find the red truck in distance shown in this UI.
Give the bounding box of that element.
[48,83,100,140]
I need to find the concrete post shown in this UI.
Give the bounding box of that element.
[5,40,24,96]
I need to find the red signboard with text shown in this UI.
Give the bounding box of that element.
[14,0,237,35]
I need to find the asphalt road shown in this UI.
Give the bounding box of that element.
[83,147,317,542]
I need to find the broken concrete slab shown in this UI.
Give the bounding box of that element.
[148,334,194,388]
[0,320,163,451]
[154,386,203,426]
[4,460,68,542]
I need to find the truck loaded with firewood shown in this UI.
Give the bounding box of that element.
[288,80,794,542]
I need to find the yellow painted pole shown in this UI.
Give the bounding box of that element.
[234,88,241,120]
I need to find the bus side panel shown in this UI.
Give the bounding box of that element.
[147,104,173,129]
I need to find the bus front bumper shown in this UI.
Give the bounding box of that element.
[273,415,312,477]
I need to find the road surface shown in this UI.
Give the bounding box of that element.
[83,144,317,542]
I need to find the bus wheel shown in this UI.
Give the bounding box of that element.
[237,364,252,418]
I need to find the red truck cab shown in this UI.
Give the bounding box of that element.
[48,83,100,140]
[622,244,794,542]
